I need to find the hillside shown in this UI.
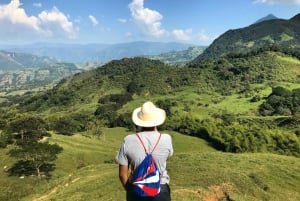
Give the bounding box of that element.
[0,48,300,201]
[0,51,88,91]
[193,13,300,62]
[0,62,83,90]
[0,43,201,90]
[0,128,299,201]
[147,46,205,66]
[18,49,300,113]
[0,50,58,70]
[4,52,295,156]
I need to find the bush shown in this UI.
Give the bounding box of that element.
[166,115,300,156]
[259,86,300,116]
[0,132,13,148]
[54,117,79,135]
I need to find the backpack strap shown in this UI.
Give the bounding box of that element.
[136,133,162,154]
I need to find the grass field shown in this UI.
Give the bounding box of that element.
[1,127,299,201]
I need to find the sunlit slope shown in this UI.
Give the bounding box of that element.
[193,13,300,62]
[19,128,300,201]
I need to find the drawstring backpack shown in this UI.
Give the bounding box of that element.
[131,133,162,197]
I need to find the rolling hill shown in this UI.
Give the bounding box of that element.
[193,13,300,62]
[11,51,300,157]
[0,43,203,90]
[18,50,300,114]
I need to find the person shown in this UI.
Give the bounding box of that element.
[115,101,174,201]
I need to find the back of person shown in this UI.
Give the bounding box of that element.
[115,101,174,201]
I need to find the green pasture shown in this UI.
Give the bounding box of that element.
[0,127,298,201]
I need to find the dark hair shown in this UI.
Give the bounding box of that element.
[141,126,156,131]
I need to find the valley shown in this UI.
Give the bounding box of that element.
[0,13,300,201]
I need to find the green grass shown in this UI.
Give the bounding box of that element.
[277,54,300,64]
[0,128,298,201]
[133,87,263,118]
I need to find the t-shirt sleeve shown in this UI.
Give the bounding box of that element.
[168,135,174,157]
[115,140,128,166]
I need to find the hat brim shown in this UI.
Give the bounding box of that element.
[132,107,166,127]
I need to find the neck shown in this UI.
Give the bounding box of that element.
[141,127,157,132]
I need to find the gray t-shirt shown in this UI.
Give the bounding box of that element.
[115,131,173,184]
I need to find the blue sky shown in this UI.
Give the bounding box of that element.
[0,0,299,46]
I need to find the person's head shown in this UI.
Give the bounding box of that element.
[132,101,166,130]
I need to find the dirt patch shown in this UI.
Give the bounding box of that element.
[173,183,234,201]
[203,183,233,201]
[33,187,58,201]
[33,177,81,201]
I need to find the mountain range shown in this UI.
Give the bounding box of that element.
[2,41,195,63]
[0,43,203,89]
[0,50,83,89]
[0,50,58,70]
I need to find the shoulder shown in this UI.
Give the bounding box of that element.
[123,134,138,142]
[161,133,172,139]
[160,133,173,143]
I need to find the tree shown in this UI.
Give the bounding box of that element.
[8,116,49,140]
[155,99,176,116]
[271,86,292,97]
[6,116,62,178]
[0,131,13,148]
[9,141,62,177]
[87,119,106,138]
[54,117,79,135]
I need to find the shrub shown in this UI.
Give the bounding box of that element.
[54,117,79,135]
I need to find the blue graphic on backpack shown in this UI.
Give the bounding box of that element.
[131,133,162,197]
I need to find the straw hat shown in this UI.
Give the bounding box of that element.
[132,101,166,127]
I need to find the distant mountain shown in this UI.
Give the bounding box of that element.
[0,42,199,90]
[0,50,84,89]
[0,50,58,71]
[147,46,206,66]
[254,14,278,24]
[193,13,300,62]
[4,41,195,63]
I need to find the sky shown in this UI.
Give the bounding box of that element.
[0,0,299,46]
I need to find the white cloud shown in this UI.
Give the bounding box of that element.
[38,7,76,38]
[171,29,192,41]
[198,30,218,45]
[0,0,40,31]
[33,2,42,8]
[128,0,166,37]
[253,0,300,4]
[0,0,76,42]
[88,15,98,26]
[198,30,210,42]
